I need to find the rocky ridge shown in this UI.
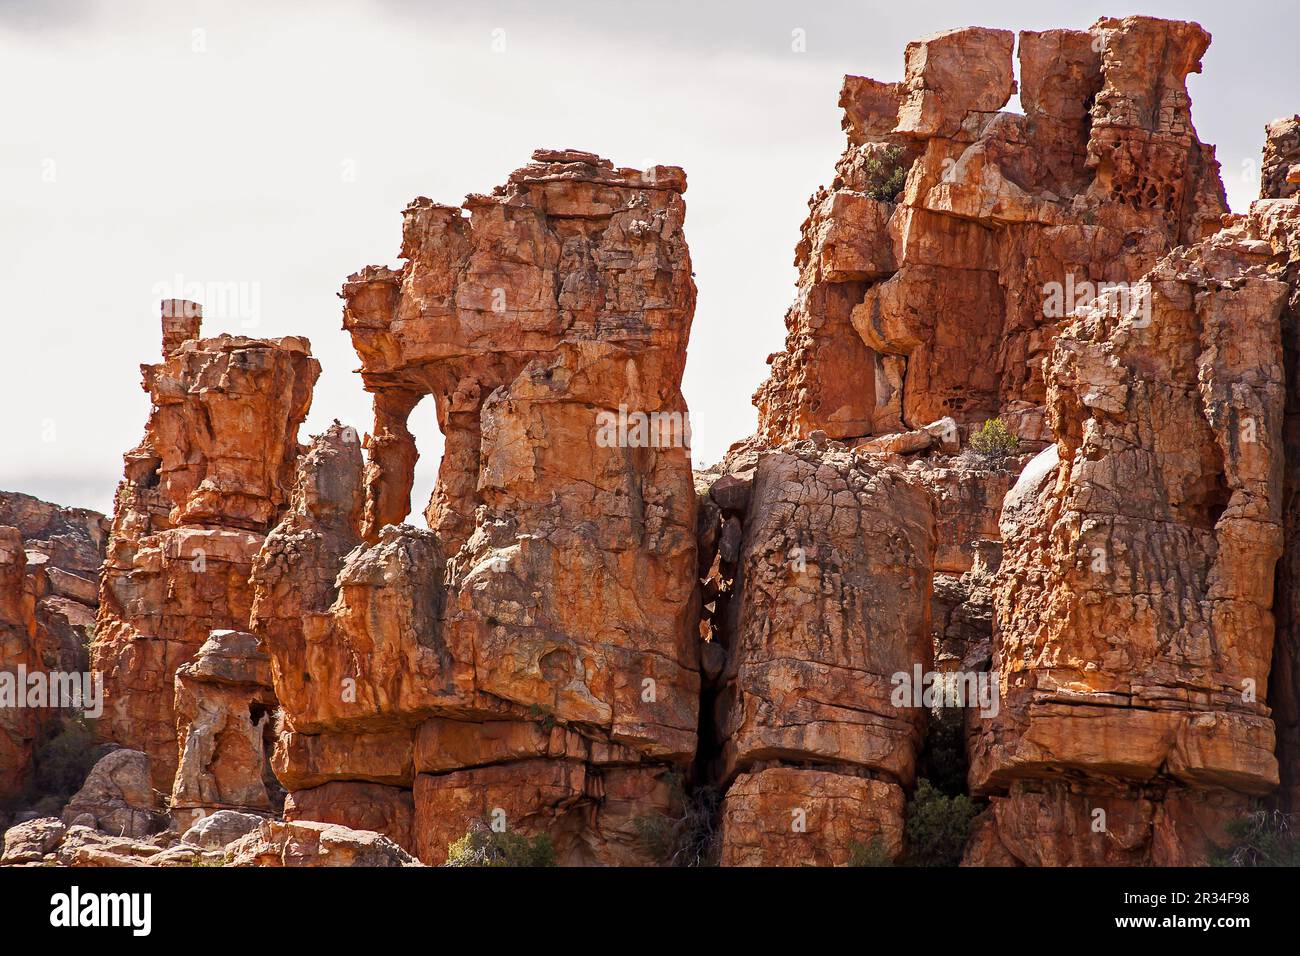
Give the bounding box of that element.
[4,15,1300,868]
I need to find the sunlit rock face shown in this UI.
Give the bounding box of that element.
[728,16,1300,867]
[967,175,1300,866]
[0,492,107,803]
[47,15,1300,870]
[253,149,701,864]
[92,302,319,791]
[707,443,936,865]
[755,17,1228,450]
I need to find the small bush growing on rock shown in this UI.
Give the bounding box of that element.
[1210,809,1300,867]
[965,418,1020,462]
[32,717,100,801]
[863,145,908,202]
[443,822,556,867]
[632,774,721,867]
[903,779,980,866]
[848,837,895,867]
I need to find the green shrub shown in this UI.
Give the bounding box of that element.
[32,717,99,800]
[526,704,557,733]
[632,775,721,867]
[443,822,557,867]
[1210,809,1300,867]
[863,145,908,202]
[966,418,1020,462]
[919,706,968,797]
[903,779,980,867]
[848,837,895,867]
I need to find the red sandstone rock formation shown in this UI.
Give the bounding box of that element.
[170,630,279,829]
[1257,122,1300,814]
[0,529,38,802]
[10,15,1298,872]
[1262,116,1300,202]
[0,493,107,803]
[707,443,935,865]
[966,175,1299,866]
[91,302,319,791]
[755,17,1227,448]
[252,148,700,865]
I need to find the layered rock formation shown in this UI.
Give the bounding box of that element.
[0,528,40,803]
[732,15,1300,867]
[170,630,279,829]
[253,148,700,864]
[961,116,1300,864]
[91,302,319,791]
[701,442,935,865]
[1259,123,1300,814]
[755,17,1227,448]
[1261,115,1300,202]
[0,493,107,802]
[9,15,1299,870]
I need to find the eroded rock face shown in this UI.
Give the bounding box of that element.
[170,630,279,829]
[253,149,700,865]
[61,749,163,839]
[755,17,1227,448]
[22,18,1295,869]
[0,528,40,803]
[706,443,936,864]
[225,819,421,867]
[1258,124,1300,813]
[92,302,319,790]
[968,194,1297,865]
[0,493,107,802]
[1261,116,1300,202]
[718,768,905,867]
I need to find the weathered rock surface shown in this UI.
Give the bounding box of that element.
[225,819,421,867]
[61,749,163,839]
[92,301,319,790]
[252,149,700,865]
[0,493,107,802]
[2,812,409,868]
[0,528,40,805]
[1261,115,1300,202]
[170,630,279,829]
[718,768,905,867]
[705,443,935,864]
[1,816,67,864]
[17,16,1298,870]
[179,808,266,849]
[755,17,1227,448]
[968,187,1298,864]
[1258,122,1300,813]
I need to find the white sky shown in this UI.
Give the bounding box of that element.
[2,0,1295,518]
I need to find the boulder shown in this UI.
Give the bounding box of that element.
[61,749,163,839]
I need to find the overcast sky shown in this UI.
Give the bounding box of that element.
[2,0,1295,518]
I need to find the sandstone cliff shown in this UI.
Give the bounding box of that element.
[90,302,319,793]
[252,148,700,865]
[755,17,1226,449]
[0,493,107,806]
[5,14,1299,870]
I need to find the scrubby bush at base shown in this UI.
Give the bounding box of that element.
[965,418,1020,462]
[1211,809,1300,867]
[444,822,557,867]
